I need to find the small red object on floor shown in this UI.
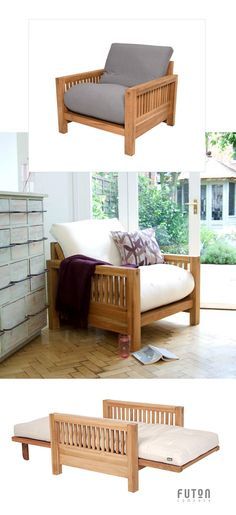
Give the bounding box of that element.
[118,334,131,358]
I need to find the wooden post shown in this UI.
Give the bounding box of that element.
[126,269,141,351]
[124,90,136,156]
[102,400,110,419]
[166,77,178,126]
[189,257,200,325]
[56,78,68,134]
[47,260,60,330]
[22,443,29,460]
[127,423,139,493]
[175,407,184,427]
[49,414,62,475]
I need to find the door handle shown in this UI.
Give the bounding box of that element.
[185,199,198,215]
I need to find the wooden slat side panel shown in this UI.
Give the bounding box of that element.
[51,414,131,457]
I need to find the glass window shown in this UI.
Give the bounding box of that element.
[92,172,118,219]
[138,172,188,254]
[201,184,207,220]
[229,182,236,216]
[211,184,223,220]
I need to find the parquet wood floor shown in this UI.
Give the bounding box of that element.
[0,310,235,379]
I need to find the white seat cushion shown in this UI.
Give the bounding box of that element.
[140,263,194,312]
[64,83,127,125]
[138,423,219,466]
[14,417,219,466]
[50,220,194,310]
[50,218,124,265]
[14,416,50,442]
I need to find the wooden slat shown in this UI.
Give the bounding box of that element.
[11,436,50,448]
[141,299,193,326]
[65,111,124,135]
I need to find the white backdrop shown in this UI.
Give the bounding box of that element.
[28,19,205,172]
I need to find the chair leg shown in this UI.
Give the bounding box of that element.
[130,325,141,352]
[190,305,200,326]
[56,77,68,134]
[58,117,68,134]
[22,443,29,460]
[125,132,135,156]
[128,472,139,493]
[189,257,200,325]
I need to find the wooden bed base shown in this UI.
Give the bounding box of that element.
[56,62,178,156]
[47,243,200,351]
[12,400,219,493]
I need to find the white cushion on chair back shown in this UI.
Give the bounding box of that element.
[50,218,125,265]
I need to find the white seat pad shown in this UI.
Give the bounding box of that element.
[14,417,50,442]
[138,423,219,466]
[140,264,194,313]
[14,417,218,466]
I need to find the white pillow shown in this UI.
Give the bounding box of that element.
[50,218,125,265]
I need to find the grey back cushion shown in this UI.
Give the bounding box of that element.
[100,43,173,87]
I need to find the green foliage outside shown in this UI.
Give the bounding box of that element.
[206,132,236,158]
[138,174,188,254]
[200,227,236,264]
[92,172,236,264]
[92,172,118,219]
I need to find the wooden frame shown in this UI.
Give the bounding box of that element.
[55,62,177,156]
[12,400,219,493]
[47,243,200,352]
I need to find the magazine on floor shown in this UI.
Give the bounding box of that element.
[132,346,179,365]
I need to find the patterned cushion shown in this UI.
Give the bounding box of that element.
[110,228,164,266]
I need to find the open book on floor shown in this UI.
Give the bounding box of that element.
[132,346,179,365]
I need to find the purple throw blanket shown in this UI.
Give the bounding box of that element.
[56,254,110,328]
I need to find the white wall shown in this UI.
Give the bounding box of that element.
[0,133,18,190]
[33,172,75,258]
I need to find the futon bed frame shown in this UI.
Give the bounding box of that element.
[12,400,219,493]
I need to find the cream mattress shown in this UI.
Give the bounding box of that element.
[140,264,194,313]
[14,418,218,467]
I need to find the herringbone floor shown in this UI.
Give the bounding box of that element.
[0,310,235,379]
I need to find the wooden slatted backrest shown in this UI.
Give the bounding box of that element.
[103,400,184,427]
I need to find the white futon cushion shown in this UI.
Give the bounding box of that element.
[14,417,50,442]
[50,218,124,266]
[138,423,219,466]
[50,219,195,311]
[140,264,194,313]
[14,418,218,467]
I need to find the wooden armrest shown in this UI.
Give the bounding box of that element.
[47,260,140,277]
[164,254,191,263]
[47,259,61,269]
[127,74,178,96]
[95,265,140,278]
[50,413,136,430]
[56,69,104,84]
